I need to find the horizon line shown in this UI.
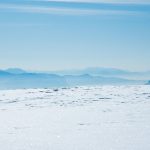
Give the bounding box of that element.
[1,67,150,73]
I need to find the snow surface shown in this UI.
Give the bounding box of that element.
[0,85,150,150]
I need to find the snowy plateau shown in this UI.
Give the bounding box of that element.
[0,85,150,150]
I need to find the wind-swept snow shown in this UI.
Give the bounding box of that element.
[0,85,150,150]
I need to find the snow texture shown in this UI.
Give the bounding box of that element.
[0,85,150,150]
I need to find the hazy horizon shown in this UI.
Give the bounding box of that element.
[0,66,150,73]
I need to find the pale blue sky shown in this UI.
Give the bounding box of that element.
[0,0,150,71]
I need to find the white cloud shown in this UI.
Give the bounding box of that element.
[0,4,142,15]
[0,0,149,15]
[39,0,150,4]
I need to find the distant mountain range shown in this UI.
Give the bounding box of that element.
[0,68,148,89]
[46,67,150,80]
[146,81,150,85]
[0,71,66,89]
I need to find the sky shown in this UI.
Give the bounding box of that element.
[0,0,150,71]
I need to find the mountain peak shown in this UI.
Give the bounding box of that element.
[5,68,26,74]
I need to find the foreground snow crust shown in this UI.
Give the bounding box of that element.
[0,85,150,150]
